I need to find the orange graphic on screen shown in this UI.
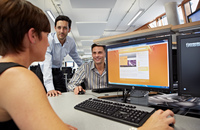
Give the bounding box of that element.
[120,56,128,65]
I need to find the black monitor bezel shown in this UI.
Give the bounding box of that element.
[106,36,173,93]
[177,33,200,97]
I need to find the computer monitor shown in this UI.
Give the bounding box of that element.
[187,8,200,23]
[177,33,200,97]
[65,61,74,67]
[106,36,173,94]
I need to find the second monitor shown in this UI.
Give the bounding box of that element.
[177,33,200,97]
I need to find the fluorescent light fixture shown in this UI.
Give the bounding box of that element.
[46,10,55,22]
[128,9,144,26]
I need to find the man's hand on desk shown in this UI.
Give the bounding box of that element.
[138,109,175,130]
[47,90,62,97]
[74,86,85,95]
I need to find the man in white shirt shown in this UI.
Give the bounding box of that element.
[39,15,82,97]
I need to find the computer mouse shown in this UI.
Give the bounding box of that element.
[78,90,85,95]
[169,123,174,128]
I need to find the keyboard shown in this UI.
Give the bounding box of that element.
[92,87,123,93]
[74,98,155,127]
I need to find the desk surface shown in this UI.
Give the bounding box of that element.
[48,90,200,130]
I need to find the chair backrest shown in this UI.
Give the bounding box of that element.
[62,67,72,74]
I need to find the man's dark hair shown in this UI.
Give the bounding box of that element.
[91,43,106,52]
[55,15,72,28]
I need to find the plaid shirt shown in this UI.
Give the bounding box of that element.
[68,61,107,91]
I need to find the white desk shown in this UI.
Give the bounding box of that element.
[48,90,200,130]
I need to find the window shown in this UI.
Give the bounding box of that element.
[161,15,168,26]
[149,21,157,28]
[137,0,200,31]
[191,0,199,12]
[184,2,192,16]
[157,18,162,27]
[178,6,185,24]
[148,13,168,28]
[179,0,200,23]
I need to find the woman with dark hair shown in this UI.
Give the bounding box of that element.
[0,0,76,129]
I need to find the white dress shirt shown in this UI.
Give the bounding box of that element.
[40,32,82,92]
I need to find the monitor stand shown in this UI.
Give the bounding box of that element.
[129,89,149,106]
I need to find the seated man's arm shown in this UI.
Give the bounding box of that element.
[68,64,86,95]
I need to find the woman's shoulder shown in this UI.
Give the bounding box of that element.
[3,66,32,77]
[1,67,42,91]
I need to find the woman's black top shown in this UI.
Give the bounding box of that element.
[0,62,26,130]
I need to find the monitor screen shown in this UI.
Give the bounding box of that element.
[65,61,74,67]
[177,33,200,97]
[106,36,173,93]
[187,8,200,23]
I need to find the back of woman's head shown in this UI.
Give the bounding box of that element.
[0,0,51,56]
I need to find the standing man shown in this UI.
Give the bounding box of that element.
[68,44,107,95]
[40,15,82,97]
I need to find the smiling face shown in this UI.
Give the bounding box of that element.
[92,46,106,65]
[54,20,71,45]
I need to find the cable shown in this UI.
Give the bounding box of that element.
[123,89,132,103]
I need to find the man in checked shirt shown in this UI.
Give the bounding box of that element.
[68,43,107,95]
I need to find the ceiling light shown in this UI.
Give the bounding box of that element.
[54,0,62,6]
[128,9,144,26]
[46,10,55,22]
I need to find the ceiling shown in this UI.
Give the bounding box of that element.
[28,0,183,60]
